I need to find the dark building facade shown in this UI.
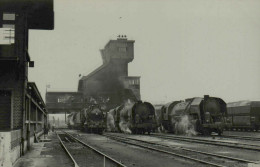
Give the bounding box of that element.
[46,92,83,114]
[0,1,54,166]
[78,36,141,109]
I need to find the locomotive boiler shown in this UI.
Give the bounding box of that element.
[158,95,227,135]
[107,100,157,134]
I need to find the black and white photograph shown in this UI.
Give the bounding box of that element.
[0,0,260,167]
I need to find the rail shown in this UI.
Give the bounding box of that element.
[106,133,258,164]
[64,131,127,167]
[103,133,236,167]
[151,133,260,151]
[56,132,79,167]
[219,134,260,141]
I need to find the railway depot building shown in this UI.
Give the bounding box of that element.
[0,0,54,166]
[78,36,141,109]
[46,37,141,117]
[45,92,83,125]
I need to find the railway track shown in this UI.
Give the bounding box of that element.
[214,134,260,141]
[103,133,259,167]
[151,133,260,151]
[56,131,127,167]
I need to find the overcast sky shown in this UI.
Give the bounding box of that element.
[28,0,260,104]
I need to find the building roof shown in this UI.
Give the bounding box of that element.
[103,38,135,49]
[46,91,82,94]
[79,63,108,81]
[27,82,46,108]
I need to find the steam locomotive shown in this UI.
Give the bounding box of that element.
[67,104,106,134]
[107,101,157,134]
[156,95,227,135]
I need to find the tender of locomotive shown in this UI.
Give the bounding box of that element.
[226,101,260,131]
[158,95,227,135]
[80,104,106,133]
[107,100,157,134]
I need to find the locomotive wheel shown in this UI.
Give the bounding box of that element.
[217,129,223,136]
[202,129,210,136]
[98,129,103,134]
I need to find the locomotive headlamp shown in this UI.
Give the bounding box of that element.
[100,105,106,110]
[250,117,255,121]
[225,118,230,123]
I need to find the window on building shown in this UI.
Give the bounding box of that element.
[2,24,15,29]
[3,13,15,21]
[135,79,139,85]
[118,47,127,52]
[1,26,15,44]
[58,98,65,103]
[128,79,140,85]
[1,13,15,45]
[128,80,132,85]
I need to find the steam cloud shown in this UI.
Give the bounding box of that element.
[174,115,197,136]
[106,99,134,133]
[107,108,117,132]
[119,99,134,134]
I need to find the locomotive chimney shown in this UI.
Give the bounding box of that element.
[204,95,209,100]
